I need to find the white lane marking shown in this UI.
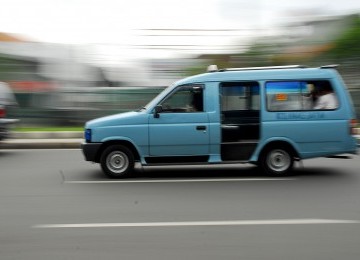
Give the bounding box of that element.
[33,219,360,228]
[64,178,296,184]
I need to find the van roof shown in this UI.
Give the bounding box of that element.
[175,65,339,86]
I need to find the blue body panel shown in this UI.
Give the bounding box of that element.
[86,111,149,156]
[148,112,210,156]
[84,67,358,165]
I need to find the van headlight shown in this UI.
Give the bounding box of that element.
[85,129,92,143]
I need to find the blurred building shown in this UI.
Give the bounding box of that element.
[0,33,194,89]
[0,35,109,89]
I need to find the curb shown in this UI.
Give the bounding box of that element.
[1,131,83,149]
[10,131,83,139]
[0,138,83,149]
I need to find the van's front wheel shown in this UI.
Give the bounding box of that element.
[100,145,134,178]
[260,146,294,176]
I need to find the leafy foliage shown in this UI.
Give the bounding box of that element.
[330,15,360,61]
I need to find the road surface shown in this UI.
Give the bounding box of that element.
[0,149,359,260]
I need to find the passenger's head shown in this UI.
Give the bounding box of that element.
[318,82,333,95]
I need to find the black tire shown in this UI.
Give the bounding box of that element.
[259,146,294,176]
[100,145,135,178]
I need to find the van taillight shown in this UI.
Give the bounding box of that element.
[0,107,5,118]
[350,119,358,136]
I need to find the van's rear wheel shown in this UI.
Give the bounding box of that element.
[260,146,294,176]
[100,145,134,178]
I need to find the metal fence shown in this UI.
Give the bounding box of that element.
[8,87,165,126]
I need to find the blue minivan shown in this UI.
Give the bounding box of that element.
[81,65,358,178]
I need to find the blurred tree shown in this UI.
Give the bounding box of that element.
[329,15,360,62]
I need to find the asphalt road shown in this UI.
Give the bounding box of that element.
[1,149,360,260]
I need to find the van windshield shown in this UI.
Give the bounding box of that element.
[139,84,174,112]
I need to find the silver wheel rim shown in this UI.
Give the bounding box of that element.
[266,149,291,173]
[106,151,129,174]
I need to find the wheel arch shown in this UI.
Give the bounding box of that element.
[95,140,141,163]
[251,138,301,163]
[259,141,299,160]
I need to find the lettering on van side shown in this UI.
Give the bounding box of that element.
[276,112,325,120]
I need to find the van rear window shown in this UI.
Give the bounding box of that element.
[266,80,338,111]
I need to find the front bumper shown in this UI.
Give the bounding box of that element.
[81,142,102,162]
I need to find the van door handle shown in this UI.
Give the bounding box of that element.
[196,126,207,131]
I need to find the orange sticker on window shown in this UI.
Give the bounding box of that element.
[276,93,288,101]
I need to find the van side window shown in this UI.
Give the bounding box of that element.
[266,80,338,111]
[221,81,260,111]
[160,85,204,113]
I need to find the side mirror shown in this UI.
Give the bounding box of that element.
[154,105,163,118]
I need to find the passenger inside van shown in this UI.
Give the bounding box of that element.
[313,84,338,110]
